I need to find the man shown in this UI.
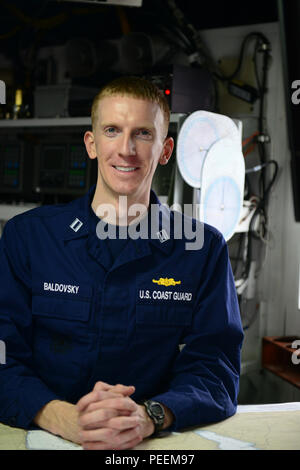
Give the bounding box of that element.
[0,76,244,450]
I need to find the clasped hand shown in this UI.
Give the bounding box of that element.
[76,381,154,450]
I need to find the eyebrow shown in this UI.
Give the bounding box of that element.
[101,122,119,129]
[101,123,156,133]
[135,126,156,133]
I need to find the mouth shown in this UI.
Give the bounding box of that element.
[113,165,138,173]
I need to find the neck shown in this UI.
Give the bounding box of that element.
[91,183,150,226]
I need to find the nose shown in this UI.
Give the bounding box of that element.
[118,132,136,157]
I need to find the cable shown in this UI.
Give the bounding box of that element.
[0,0,108,33]
[245,162,270,174]
[214,32,270,83]
[221,33,274,285]
[242,131,259,158]
[244,160,279,278]
[233,233,245,277]
[254,37,263,93]
[257,45,272,197]
[0,0,69,30]
[157,24,194,55]
[0,25,21,40]
[242,131,259,148]
[165,0,222,72]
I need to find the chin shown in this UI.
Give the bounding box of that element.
[111,185,140,198]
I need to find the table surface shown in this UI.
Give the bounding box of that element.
[1,402,300,450]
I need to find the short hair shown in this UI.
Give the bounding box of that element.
[91,76,170,138]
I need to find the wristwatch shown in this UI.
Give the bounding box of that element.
[143,400,165,435]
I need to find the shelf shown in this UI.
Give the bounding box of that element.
[262,336,300,389]
[0,117,92,128]
[0,113,186,129]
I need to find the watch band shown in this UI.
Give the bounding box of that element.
[143,400,165,435]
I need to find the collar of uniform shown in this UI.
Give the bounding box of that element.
[108,191,174,268]
[62,186,174,254]
[62,185,96,241]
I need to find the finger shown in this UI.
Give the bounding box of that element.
[92,381,113,391]
[79,397,138,429]
[76,389,124,413]
[80,415,140,432]
[113,435,143,450]
[93,382,135,396]
[111,384,136,396]
[81,414,133,431]
[82,399,132,416]
[79,407,128,428]
[81,415,141,432]
[88,396,138,414]
[77,390,100,412]
[104,415,141,431]
[80,422,141,444]
[82,435,143,451]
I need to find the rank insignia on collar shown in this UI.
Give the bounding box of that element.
[156,229,169,243]
[70,218,83,232]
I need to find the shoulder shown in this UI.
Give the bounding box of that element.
[5,202,70,231]
[3,195,84,241]
[170,209,225,246]
[14,202,66,219]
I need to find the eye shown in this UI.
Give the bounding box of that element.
[104,126,118,136]
[136,129,152,139]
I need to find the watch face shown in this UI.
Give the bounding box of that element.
[145,401,164,431]
[150,403,164,419]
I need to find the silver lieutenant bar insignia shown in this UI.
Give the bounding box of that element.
[70,218,83,232]
[157,229,169,243]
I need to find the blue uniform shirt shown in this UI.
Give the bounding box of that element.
[0,186,244,431]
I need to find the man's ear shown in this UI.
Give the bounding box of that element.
[84,130,97,160]
[159,136,174,165]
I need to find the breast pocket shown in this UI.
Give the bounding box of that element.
[134,304,192,365]
[135,275,195,330]
[32,295,91,323]
[132,277,194,384]
[32,281,92,324]
[31,282,94,396]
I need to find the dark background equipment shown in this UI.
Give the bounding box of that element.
[278,0,300,222]
[0,0,278,205]
[147,65,214,114]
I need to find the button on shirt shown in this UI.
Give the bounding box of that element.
[0,185,244,431]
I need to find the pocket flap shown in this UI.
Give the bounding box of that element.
[32,295,91,322]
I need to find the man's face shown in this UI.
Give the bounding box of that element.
[84,95,173,204]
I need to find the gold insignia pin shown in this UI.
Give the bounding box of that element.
[152,277,181,287]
